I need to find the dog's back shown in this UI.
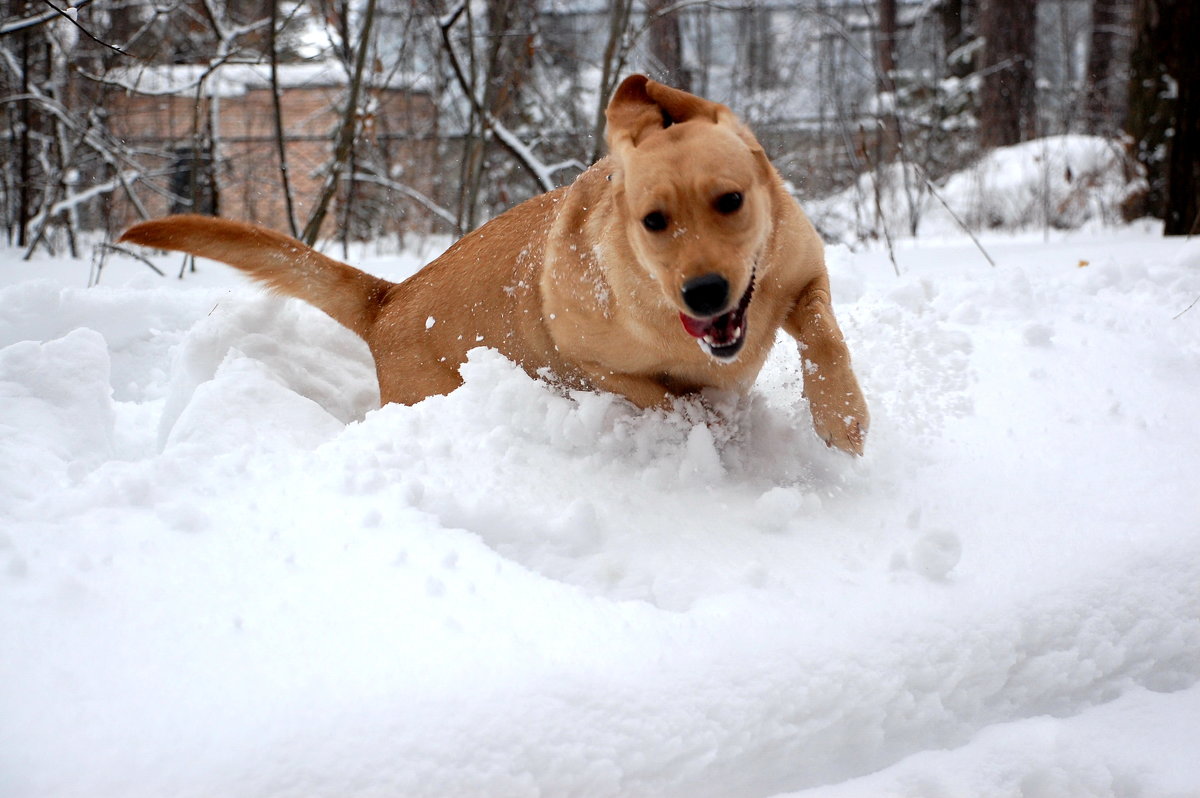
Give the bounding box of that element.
[119,192,572,404]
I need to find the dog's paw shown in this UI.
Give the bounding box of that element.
[810,392,869,456]
[820,413,867,456]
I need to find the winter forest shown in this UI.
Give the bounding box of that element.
[1,0,1197,257]
[4,2,1200,797]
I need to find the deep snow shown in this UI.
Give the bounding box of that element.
[2,222,1199,797]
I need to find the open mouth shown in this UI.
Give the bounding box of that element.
[679,272,755,360]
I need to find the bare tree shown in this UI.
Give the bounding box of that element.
[871,0,900,160]
[590,0,636,163]
[0,0,1149,251]
[457,0,538,231]
[978,0,1038,148]
[876,0,897,94]
[646,0,689,91]
[300,0,377,245]
[1082,0,1127,135]
[267,0,299,238]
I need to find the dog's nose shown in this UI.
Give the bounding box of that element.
[681,273,730,316]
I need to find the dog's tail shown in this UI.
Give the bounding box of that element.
[119,214,391,339]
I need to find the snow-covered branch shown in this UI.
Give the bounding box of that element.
[437,6,568,196]
[27,169,141,232]
[0,0,93,35]
[350,171,460,231]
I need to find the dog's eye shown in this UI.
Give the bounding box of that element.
[715,192,743,214]
[642,211,668,232]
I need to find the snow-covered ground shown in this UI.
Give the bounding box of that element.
[2,221,1199,797]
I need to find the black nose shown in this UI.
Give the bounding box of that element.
[681,273,730,316]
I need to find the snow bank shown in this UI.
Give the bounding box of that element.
[810,135,1145,243]
[1,226,1199,797]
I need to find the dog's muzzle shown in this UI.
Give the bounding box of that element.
[678,272,755,360]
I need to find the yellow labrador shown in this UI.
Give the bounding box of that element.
[121,75,868,453]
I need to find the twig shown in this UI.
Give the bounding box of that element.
[919,171,997,268]
[0,0,92,34]
[1173,295,1199,320]
[91,242,166,285]
[35,0,132,58]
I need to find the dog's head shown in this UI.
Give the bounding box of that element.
[605,74,775,361]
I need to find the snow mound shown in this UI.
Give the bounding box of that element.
[811,135,1145,243]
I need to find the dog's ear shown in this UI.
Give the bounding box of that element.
[605,74,725,149]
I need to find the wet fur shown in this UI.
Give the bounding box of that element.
[120,75,868,453]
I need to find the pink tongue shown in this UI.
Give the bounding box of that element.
[679,312,713,339]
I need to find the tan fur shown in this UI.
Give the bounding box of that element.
[120,75,869,454]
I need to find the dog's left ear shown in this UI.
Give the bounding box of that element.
[605,74,726,149]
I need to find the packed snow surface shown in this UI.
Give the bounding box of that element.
[2,225,1199,797]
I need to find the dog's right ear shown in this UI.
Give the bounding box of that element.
[605,74,723,150]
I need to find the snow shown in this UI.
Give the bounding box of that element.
[810,135,1146,244]
[2,216,1199,795]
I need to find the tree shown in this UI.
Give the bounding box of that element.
[1162,3,1200,235]
[300,0,377,245]
[1128,0,1195,234]
[438,0,541,232]
[873,0,899,158]
[1128,0,1199,235]
[646,0,688,92]
[937,0,976,79]
[978,0,1038,148]
[877,0,897,96]
[1083,0,1131,135]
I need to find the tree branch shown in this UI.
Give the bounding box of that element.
[300,0,378,245]
[438,4,564,195]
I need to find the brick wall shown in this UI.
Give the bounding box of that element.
[108,80,438,239]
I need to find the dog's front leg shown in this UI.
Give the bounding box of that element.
[784,280,869,455]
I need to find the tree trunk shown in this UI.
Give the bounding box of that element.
[1165,66,1199,234]
[590,0,635,163]
[978,0,1038,148]
[17,12,33,247]
[300,0,377,245]
[872,0,900,162]
[1083,0,1131,135]
[458,0,538,230]
[938,0,976,79]
[267,0,299,237]
[1159,0,1199,235]
[1127,0,1198,233]
[877,0,897,95]
[647,0,689,92]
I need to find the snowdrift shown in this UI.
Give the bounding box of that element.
[2,227,1199,796]
[810,135,1145,244]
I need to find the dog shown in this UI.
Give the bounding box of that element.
[120,74,869,454]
